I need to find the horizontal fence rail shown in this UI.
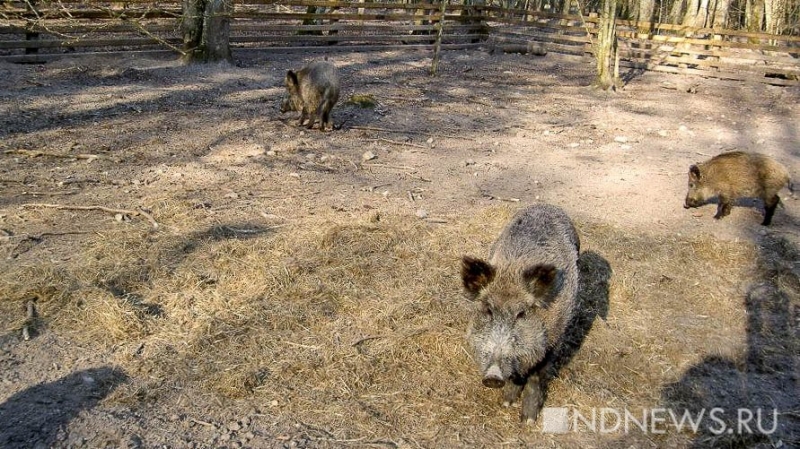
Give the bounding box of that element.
[0,0,798,85]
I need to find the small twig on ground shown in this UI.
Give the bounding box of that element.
[22,298,36,341]
[426,218,449,223]
[406,174,432,182]
[5,149,100,161]
[351,335,385,347]
[366,138,428,149]
[351,126,477,141]
[296,419,336,438]
[7,231,93,259]
[483,194,520,202]
[188,417,215,427]
[362,163,416,171]
[21,203,159,229]
[21,190,81,196]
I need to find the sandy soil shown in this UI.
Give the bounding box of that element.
[0,48,798,448]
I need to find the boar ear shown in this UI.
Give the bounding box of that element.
[286,70,299,87]
[689,164,701,181]
[461,256,495,298]
[522,264,559,302]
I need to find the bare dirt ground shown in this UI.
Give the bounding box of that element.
[0,48,798,449]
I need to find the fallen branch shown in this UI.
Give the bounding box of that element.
[5,149,100,161]
[21,203,159,229]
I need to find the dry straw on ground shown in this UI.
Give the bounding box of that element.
[3,201,789,446]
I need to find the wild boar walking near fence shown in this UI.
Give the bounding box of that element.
[684,151,793,226]
[280,61,340,132]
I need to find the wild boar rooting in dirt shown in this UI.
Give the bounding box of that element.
[461,203,580,425]
[280,61,340,132]
[684,151,793,226]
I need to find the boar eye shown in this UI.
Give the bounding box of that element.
[515,310,526,320]
[481,304,493,318]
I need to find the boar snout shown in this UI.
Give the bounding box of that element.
[482,364,505,389]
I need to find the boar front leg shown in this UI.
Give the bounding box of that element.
[762,194,779,226]
[298,109,309,127]
[502,379,524,407]
[714,196,732,219]
[521,355,553,425]
[521,372,546,425]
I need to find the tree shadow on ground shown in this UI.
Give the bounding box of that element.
[0,366,128,449]
[660,233,800,448]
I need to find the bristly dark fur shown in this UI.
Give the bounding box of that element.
[461,203,580,424]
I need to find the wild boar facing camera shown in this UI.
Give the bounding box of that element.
[461,203,580,424]
[280,61,340,131]
[684,151,793,226]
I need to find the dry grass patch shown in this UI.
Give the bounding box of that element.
[2,204,792,446]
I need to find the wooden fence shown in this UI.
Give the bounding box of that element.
[488,7,800,86]
[0,0,488,59]
[1,0,798,85]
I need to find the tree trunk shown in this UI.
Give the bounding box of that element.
[637,0,655,31]
[669,0,685,23]
[710,0,730,28]
[746,0,765,32]
[182,0,233,64]
[682,0,700,25]
[764,0,785,34]
[594,0,618,90]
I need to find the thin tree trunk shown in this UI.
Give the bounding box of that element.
[594,0,618,90]
[637,0,655,31]
[669,0,685,23]
[682,0,700,24]
[430,0,448,75]
[746,0,765,32]
[182,0,233,63]
[710,0,730,27]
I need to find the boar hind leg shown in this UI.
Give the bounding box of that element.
[319,101,333,131]
[305,110,317,129]
[714,197,732,219]
[762,195,780,226]
[321,110,333,132]
[521,372,546,425]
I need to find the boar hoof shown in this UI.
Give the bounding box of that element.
[525,418,536,427]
